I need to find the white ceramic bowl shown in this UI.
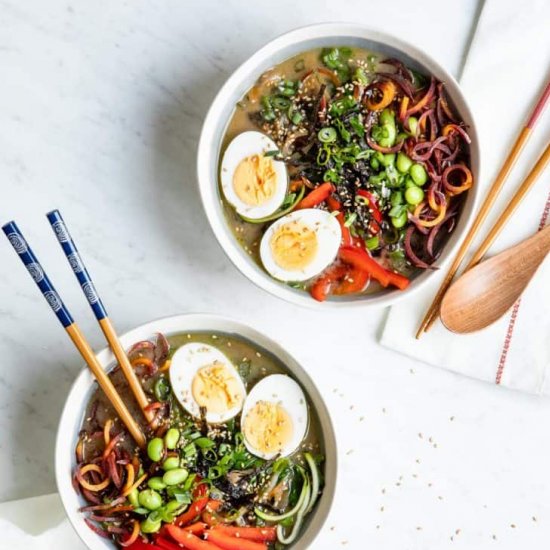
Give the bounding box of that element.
[55,314,337,550]
[197,23,480,309]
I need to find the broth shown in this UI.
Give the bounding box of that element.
[76,331,325,548]
[219,46,471,301]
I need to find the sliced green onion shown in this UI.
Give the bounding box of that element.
[183,443,196,457]
[271,96,291,109]
[239,185,305,224]
[344,212,357,228]
[318,127,337,143]
[194,437,215,449]
[365,236,379,250]
[316,146,331,166]
[289,109,303,125]
[154,377,170,402]
[263,149,280,158]
[354,67,369,85]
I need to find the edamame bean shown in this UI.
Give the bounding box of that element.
[138,489,163,511]
[127,489,139,508]
[379,109,394,126]
[140,515,162,534]
[405,185,425,206]
[391,211,408,229]
[404,177,417,189]
[148,477,167,491]
[381,153,395,167]
[396,152,413,174]
[163,468,189,486]
[162,456,180,471]
[164,428,180,450]
[409,163,428,186]
[147,437,164,463]
[370,157,380,170]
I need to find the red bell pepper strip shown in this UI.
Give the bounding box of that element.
[174,497,209,527]
[205,530,267,550]
[310,264,348,302]
[356,189,382,234]
[201,500,223,526]
[125,541,162,550]
[324,196,351,246]
[164,525,221,550]
[385,270,410,291]
[339,246,410,290]
[335,212,352,246]
[295,182,335,210]
[326,195,341,211]
[211,526,277,542]
[185,522,208,536]
[332,265,370,295]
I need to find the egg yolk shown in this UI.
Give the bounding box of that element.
[269,220,318,271]
[191,361,244,415]
[243,400,294,455]
[233,154,277,206]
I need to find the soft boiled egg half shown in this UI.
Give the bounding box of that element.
[220,131,288,220]
[170,343,246,424]
[241,374,308,459]
[260,208,341,282]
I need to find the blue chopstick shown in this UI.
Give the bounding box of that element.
[46,210,107,321]
[2,217,147,447]
[45,209,153,423]
[2,221,74,328]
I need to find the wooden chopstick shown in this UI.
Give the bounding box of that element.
[463,142,550,270]
[45,210,155,425]
[416,79,550,338]
[2,220,147,449]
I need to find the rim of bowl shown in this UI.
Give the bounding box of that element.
[55,313,337,550]
[197,22,481,310]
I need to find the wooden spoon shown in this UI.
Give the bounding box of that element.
[440,225,550,333]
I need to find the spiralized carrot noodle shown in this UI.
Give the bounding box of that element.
[443,164,473,195]
[413,202,448,228]
[399,96,410,121]
[78,464,110,492]
[102,432,123,459]
[122,463,135,494]
[159,359,172,373]
[103,419,113,446]
[365,80,396,111]
[122,472,148,497]
[75,433,85,463]
[131,357,154,369]
[120,520,140,547]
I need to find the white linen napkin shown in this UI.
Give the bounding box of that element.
[0,493,86,549]
[381,0,550,393]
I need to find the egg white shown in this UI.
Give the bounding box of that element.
[169,342,246,424]
[220,131,288,219]
[260,208,342,282]
[241,374,309,459]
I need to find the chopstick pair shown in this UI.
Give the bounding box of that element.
[416,79,550,338]
[2,211,152,449]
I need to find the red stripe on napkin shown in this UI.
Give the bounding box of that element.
[496,190,550,384]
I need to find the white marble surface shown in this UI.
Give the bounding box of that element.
[1,1,550,548]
